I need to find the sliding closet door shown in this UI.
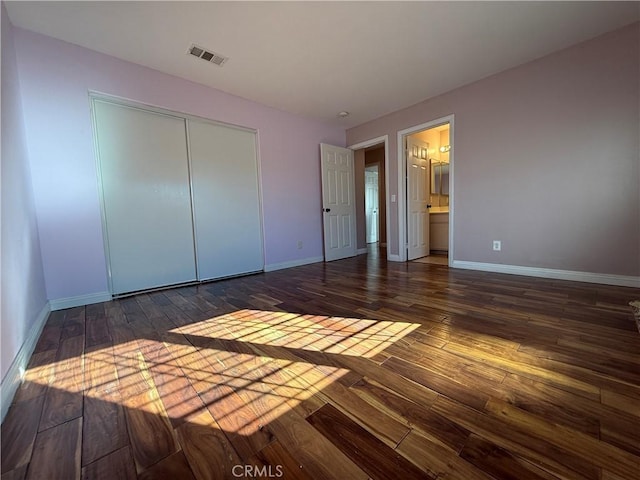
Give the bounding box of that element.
[189,119,263,280]
[94,100,197,294]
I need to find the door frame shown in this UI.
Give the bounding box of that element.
[347,135,390,261]
[397,115,454,265]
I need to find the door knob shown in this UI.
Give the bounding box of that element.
[323,208,331,212]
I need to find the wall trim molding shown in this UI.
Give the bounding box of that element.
[50,291,112,311]
[264,256,324,272]
[1,302,51,422]
[452,260,640,288]
[388,254,402,262]
[356,248,368,255]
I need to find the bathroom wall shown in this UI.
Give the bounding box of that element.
[413,128,450,208]
[440,129,450,164]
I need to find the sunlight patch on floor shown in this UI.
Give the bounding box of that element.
[21,310,419,434]
[171,309,420,358]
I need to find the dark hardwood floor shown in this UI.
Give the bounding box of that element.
[2,250,639,479]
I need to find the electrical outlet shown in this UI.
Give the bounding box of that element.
[297,240,303,249]
[492,240,501,251]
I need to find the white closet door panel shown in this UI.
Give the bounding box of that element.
[94,101,196,294]
[189,119,263,280]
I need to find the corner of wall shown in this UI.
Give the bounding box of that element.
[0,302,50,423]
[1,3,51,420]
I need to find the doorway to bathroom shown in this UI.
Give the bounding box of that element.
[398,115,453,265]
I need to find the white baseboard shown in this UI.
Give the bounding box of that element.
[357,248,368,255]
[388,254,402,262]
[452,260,640,288]
[50,291,112,311]
[264,256,324,272]
[1,302,51,422]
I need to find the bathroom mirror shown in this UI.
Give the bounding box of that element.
[430,160,450,196]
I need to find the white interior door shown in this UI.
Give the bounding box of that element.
[321,143,356,261]
[365,166,379,243]
[406,136,430,260]
[94,100,197,295]
[189,119,264,280]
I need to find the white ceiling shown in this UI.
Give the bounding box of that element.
[6,1,639,128]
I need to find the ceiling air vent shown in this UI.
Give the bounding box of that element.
[188,44,228,67]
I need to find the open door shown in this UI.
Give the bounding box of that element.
[320,143,357,261]
[406,136,430,260]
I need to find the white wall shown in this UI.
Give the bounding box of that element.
[1,4,48,391]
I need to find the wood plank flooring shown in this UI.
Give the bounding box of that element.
[2,249,640,479]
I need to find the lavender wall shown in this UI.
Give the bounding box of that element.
[13,28,345,302]
[347,23,639,277]
[1,6,48,381]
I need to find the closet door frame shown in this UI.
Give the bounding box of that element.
[89,91,266,296]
